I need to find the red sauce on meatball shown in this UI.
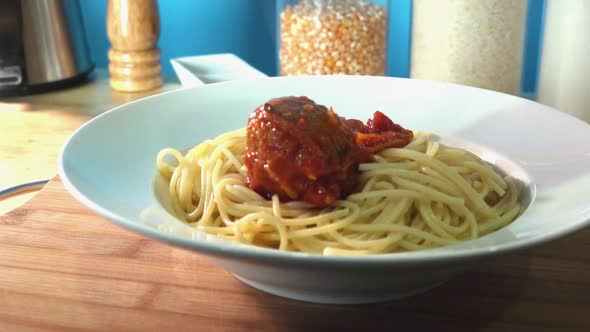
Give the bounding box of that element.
[244,96,413,207]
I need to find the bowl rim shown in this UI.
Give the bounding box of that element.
[58,75,590,268]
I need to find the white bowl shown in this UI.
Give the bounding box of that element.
[59,76,590,304]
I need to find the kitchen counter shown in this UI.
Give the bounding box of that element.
[0,70,180,214]
[0,70,588,331]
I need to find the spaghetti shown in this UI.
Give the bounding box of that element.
[156,129,523,255]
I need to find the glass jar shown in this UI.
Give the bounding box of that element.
[411,0,527,95]
[277,0,389,76]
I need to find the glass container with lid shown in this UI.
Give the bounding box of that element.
[411,0,528,95]
[277,0,389,76]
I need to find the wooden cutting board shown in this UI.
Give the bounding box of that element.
[0,177,588,332]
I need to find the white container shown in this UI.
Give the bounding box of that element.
[411,0,528,95]
[537,0,590,122]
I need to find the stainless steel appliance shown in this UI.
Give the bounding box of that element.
[0,0,94,96]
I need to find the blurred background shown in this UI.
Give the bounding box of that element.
[80,0,546,97]
[3,0,587,116]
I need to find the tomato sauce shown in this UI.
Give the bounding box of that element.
[244,96,413,207]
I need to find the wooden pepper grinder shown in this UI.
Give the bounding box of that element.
[107,0,162,92]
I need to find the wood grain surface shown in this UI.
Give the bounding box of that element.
[0,176,588,332]
[0,70,179,214]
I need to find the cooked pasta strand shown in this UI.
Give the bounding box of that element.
[156,129,523,255]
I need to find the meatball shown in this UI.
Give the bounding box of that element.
[244,96,413,207]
